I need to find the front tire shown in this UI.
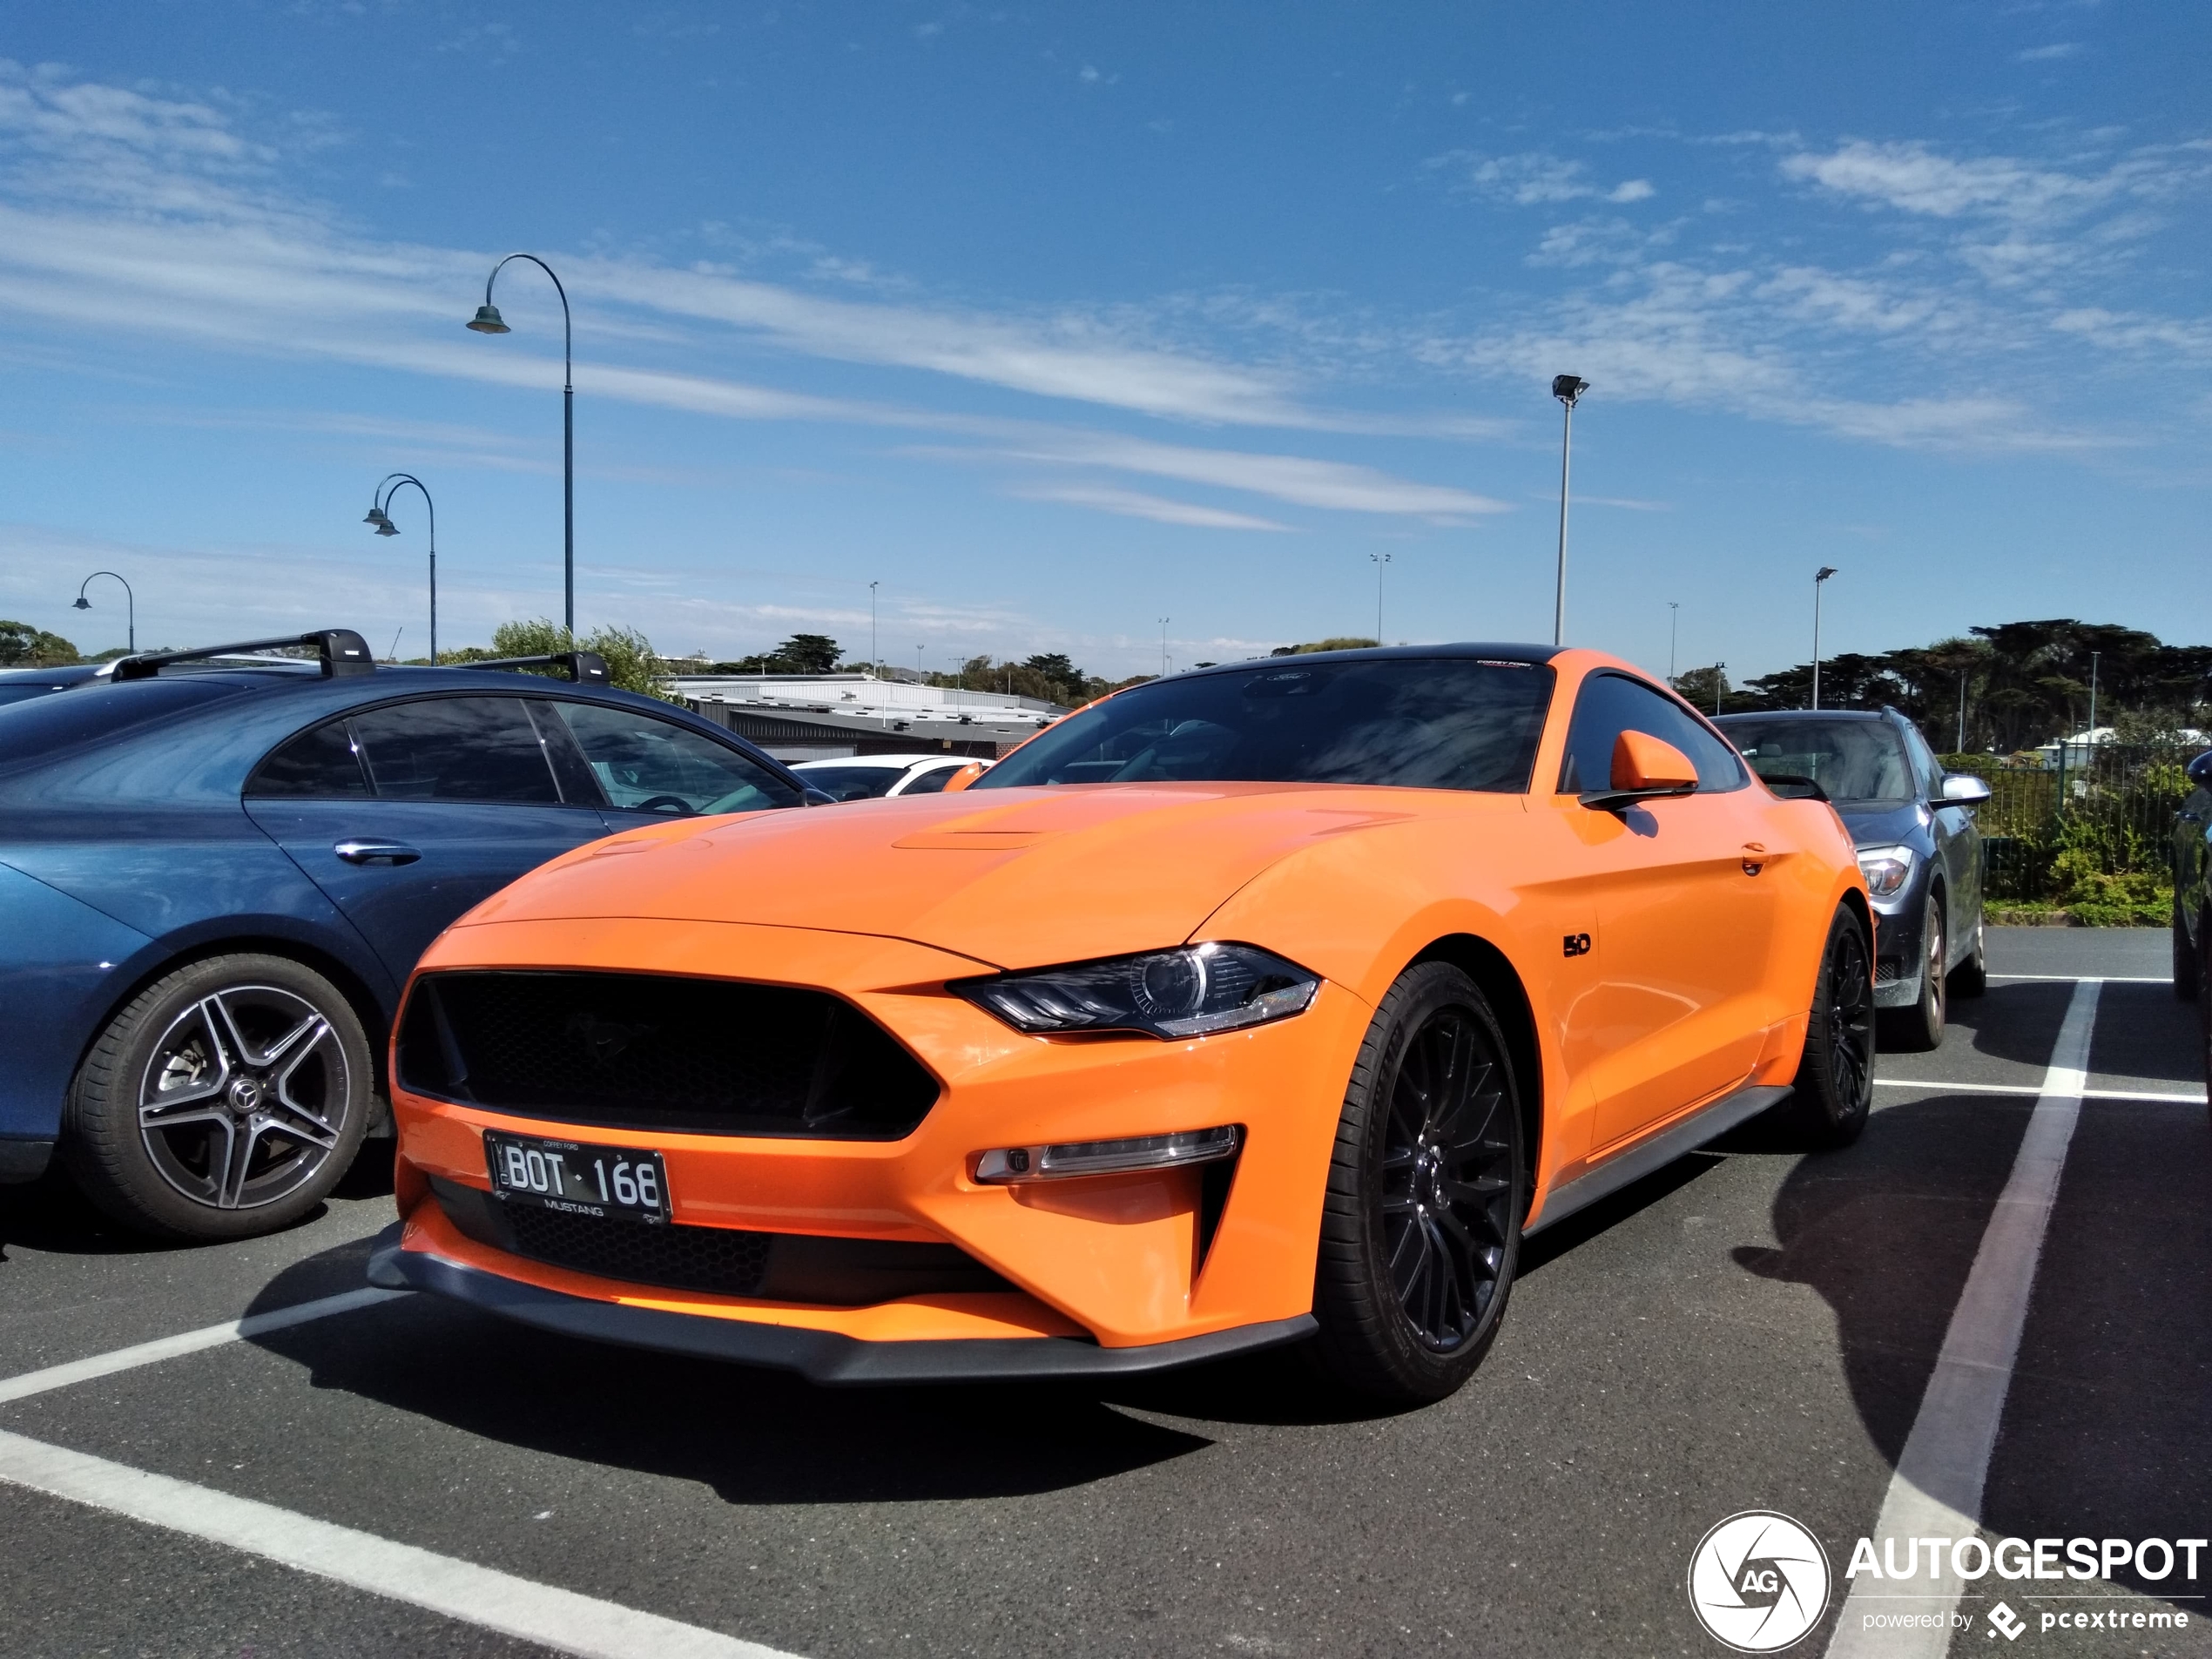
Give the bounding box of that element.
[1880,895,1947,1052]
[1308,962,1525,1405]
[1781,906,1876,1149]
[64,954,373,1241]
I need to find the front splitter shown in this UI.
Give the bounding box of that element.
[365,1222,1314,1386]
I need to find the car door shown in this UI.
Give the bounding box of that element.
[1902,720,1979,953]
[551,700,804,832]
[243,695,611,985]
[1543,672,1784,1155]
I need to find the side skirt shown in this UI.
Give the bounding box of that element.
[1523,1084,1793,1238]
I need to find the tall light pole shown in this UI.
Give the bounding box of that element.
[1811,566,1838,710]
[468,253,575,636]
[1713,661,1726,717]
[363,474,436,663]
[71,570,134,654]
[1550,374,1588,647]
[1668,601,1680,682]
[2087,650,2101,742]
[1370,552,1391,644]
[1159,617,1170,678]
[869,580,880,677]
[1958,669,1969,753]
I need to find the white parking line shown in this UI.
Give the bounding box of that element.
[1988,973,2167,983]
[1826,977,2101,1658]
[0,1287,405,1406]
[0,1429,801,1659]
[1872,1078,2206,1105]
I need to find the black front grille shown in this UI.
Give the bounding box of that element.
[1875,956,1903,984]
[398,970,939,1138]
[506,1203,773,1296]
[428,1178,1012,1305]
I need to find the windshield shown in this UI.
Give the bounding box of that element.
[975,657,1554,792]
[1719,717,1913,804]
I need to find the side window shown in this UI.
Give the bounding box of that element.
[556,703,801,815]
[246,718,371,798]
[1558,673,1745,794]
[347,697,563,804]
[900,763,958,795]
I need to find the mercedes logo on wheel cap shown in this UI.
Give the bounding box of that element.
[226,1076,264,1115]
[1687,1511,1831,1652]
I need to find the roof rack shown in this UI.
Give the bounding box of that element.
[111,629,376,683]
[457,651,610,685]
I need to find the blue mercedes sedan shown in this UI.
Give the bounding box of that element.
[0,629,816,1241]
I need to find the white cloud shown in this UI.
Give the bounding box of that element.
[1007,483,1292,531]
[1778,138,2188,222]
[1428,150,1658,207]
[2016,43,2082,61]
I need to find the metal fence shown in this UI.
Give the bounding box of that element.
[1941,744,2195,917]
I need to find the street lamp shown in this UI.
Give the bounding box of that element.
[869,580,880,678]
[1811,566,1838,710]
[1550,374,1588,648]
[1159,617,1170,678]
[1668,601,1680,682]
[468,253,575,636]
[2087,650,2101,745]
[364,474,437,663]
[1370,552,1391,644]
[72,570,134,655]
[1713,661,1726,717]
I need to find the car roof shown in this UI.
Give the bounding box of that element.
[1175,642,1561,681]
[0,662,103,685]
[0,661,799,801]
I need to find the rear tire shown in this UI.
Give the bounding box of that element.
[1307,962,1525,1405]
[64,954,372,1242]
[1878,895,1946,1052]
[2175,900,2200,1002]
[1781,906,1876,1150]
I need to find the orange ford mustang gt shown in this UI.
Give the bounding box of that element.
[370,644,1873,1402]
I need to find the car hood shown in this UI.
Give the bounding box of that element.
[461,782,1452,971]
[1835,799,1928,848]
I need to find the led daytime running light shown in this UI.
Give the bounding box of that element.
[955,942,1320,1040]
[974,1125,1242,1184]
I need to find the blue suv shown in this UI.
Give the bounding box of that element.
[0,629,817,1241]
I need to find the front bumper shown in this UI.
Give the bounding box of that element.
[367,1221,1315,1385]
[385,916,1370,1368]
[1871,900,1925,1008]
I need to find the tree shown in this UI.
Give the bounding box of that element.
[772,633,843,673]
[1270,637,1378,657]
[442,619,675,701]
[0,621,81,668]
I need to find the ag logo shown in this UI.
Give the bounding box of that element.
[1687,1511,1831,1652]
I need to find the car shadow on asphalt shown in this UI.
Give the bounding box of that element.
[1732,1087,2212,1614]
[241,1247,1217,1503]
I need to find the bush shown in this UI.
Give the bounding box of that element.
[445,619,675,702]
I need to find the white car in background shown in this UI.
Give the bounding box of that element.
[790,752,986,801]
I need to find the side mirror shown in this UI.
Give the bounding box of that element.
[1613,730,1698,792]
[941,760,988,793]
[1940,772,1993,805]
[2188,751,2212,790]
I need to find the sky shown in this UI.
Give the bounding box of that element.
[0,3,2207,682]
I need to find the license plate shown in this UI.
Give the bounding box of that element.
[482,1130,670,1224]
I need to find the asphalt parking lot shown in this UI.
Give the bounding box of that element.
[2,928,2205,1659]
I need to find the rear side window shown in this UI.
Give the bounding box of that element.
[347,697,561,803]
[556,703,801,814]
[1558,673,1744,793]
[795,765,903,802]
[247,719,370,797]
[900,764,958,795]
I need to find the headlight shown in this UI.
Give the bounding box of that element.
[954,941,1321,1039]
[1856,844,1916,899]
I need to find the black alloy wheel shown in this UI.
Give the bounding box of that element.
[1780,906,1876,1149]
[1309,961,1524,1404]
[1880,895,1947,1052]
[64,954,373,1241]
[2199,922,2211,1120]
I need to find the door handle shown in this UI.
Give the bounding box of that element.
[334,840,421,866]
